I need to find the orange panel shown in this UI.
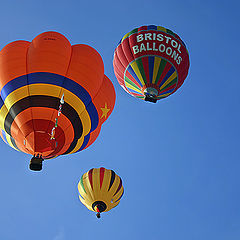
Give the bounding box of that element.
[66,44,104,99]
[27,31,72,77]
[92,75,116,126]
[83,124,101,150]
[0,41,30,91]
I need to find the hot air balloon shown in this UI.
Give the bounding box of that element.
[0,32,115,170]
[113,25,190,103]
[78,167,124,218]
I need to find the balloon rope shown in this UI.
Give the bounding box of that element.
[50,93,64,140]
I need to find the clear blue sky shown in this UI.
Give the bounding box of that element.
[0,0,239,239]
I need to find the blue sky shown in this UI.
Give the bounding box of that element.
[0,0,239,239]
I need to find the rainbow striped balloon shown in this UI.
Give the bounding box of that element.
[113,25,190,103]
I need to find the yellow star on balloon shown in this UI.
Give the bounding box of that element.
[100,103,110,119]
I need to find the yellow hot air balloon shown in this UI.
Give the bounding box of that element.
[78,167,124,218]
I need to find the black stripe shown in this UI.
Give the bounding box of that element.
[108,170,116,191]
[4,95,83,154]
[62,139,79,155]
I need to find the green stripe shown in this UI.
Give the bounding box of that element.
[156,96,167,100]
[80,176,87,194]
[130,28,138,36]
[155,59,167,85]
[166,29,175,38]
[136,95,144,99]
[125,77,142,91]
[136,58,147,85]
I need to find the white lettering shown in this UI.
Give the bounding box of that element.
[157,34,164,41]
[137,34,144,42]
[145,33,152,40]
[159,44,165,52]
[165,36,171,44]
[176,56,182,65]
[146,42,152,50]
[166,47,172,55]
[171,40,178,48]
[177,44,181,53]
[140,43,146,52]
[153,33,156,40]
[153,42,158,51]
[171,50,179,60]
[132,45,139,54]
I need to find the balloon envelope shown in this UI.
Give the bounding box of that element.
[113,25,190,103]
[78,167,124,216]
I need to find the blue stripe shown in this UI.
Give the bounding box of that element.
[126,65,142,87]
[0,72,99,132]
[160,88,175,95]
[0,96,4,109]
[1,129,8,144]
[148,56,155,83]
[148,25,157,30]
[78,134,90,152]
[159,66,175,88]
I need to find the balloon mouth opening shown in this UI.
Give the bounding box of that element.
[92,201,107,213]
[143,87,158,103]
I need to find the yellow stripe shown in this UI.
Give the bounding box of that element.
[112,187,124,202]
[159,92,171,98]
[125,82,142,93]
[130,61,145,86]
[67,136,85,154]
[157,26,167,32]
[121,32,130,42]
[152,57,162,84]
[160,71,177,90]
[0,105,9,130]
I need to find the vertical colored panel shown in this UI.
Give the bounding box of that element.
[141,57,150,84]
[148,56,155,84]
[100,167,105,189]
[159,66,176,88]
[108,170,116,191]
[88,168,93,190]
[155,59,167,85]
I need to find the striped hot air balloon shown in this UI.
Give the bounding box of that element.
[78,167,124,218]
[113,25,190,103]
[0,32,115,170]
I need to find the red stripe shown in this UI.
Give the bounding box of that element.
[141,56,150,84]
[138,26,147,31]
[88,168,93,190]
[100,167,105,189]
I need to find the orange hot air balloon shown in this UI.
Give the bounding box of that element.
[0,31,115,171]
